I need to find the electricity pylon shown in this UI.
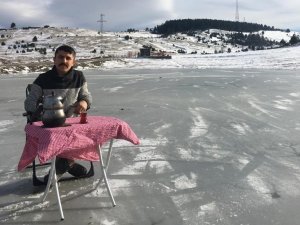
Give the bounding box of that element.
[97,13,106,34]
[235,0,239,22]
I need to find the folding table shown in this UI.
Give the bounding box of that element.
[18,116,140,220]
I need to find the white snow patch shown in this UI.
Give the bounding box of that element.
[32,214,43,221]
[26,192,45,199]
[172,173,198,190]
[86,179,132,197]
[104,139,138,148]
[0,180,8,185]
[114,161,148,175]
[237,158,250,168]
[248,100,271,115]
[177,144,227,161]
[171,192,206,223]
[246,173,272,204]
[199,202,217,215]
[1,200,49,213]
[138,137,169,147]
[7,99,17,102]
[189,107,208,138]
[230,122,252,135]
[154,123,172,134]
[148,161,173,174]
[0,120,14,132]
[61,190,79,198]
[103,86,123,93]
[178,147,198,160]
[132,137,169,153]
[101,219,117,225]
[289,92,300,97]
[273,98,294,111]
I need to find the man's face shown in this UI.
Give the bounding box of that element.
[53,50,76,75]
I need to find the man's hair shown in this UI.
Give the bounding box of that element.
[55,45,76,57]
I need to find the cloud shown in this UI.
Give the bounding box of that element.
[0,0,299,31]
[0,0,53,26]
[38,0,178,30]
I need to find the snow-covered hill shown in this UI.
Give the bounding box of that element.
[0,27,299,75]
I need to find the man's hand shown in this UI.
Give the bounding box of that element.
[73,100,88,114]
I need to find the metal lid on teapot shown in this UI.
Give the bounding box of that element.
[43,91,64,110]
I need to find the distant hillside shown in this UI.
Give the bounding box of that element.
[152,19,280,36]
[0,26,299,74]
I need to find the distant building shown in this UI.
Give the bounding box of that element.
[138,47,171,59]
[139,48,151,57]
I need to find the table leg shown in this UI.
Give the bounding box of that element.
[106,139,114,168]
[97,141,116,206]
[42,158,56,202]
[54,173,65,220]
[96,139,114,186]
[41,157,65,220]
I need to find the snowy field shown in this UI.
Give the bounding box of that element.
[0,28,300,74]
[109,45,300,70]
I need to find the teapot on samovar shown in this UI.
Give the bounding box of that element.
[42,92,66,127]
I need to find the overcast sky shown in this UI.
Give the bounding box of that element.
[0,0,299,31]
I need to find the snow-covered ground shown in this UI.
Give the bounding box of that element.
[0,27,300,74]
[116,46,300,70]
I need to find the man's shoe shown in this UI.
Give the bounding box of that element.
[68,163,88,178]
[55,158,71,175]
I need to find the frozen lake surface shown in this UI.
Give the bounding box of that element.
[1,68,300,225]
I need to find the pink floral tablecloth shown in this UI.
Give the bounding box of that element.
[18,116,140,171]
